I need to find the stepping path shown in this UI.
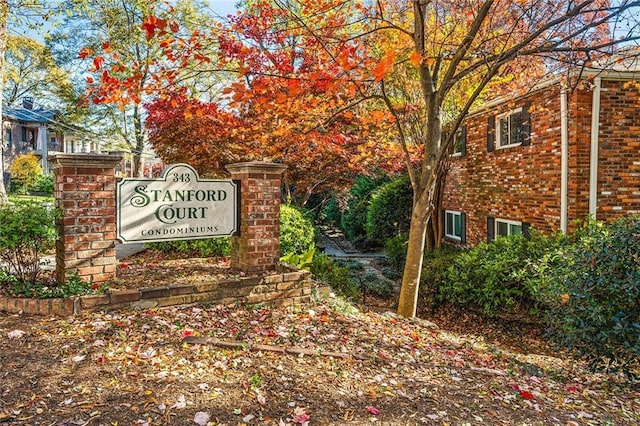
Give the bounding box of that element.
[317,226,397,292]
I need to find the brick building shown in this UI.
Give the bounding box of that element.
[441,67,640,246]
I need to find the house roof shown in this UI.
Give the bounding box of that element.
[2,104,58,124]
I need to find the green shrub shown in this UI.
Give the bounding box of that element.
[280,246,315,270]
[316,256,395,301]
[381,266,401,280]
[437,231,567,317]
[280,203,315,256]
[366,175,413,245]
[341,198,369,244]
[310,253,360,301]
[31,173,54,196]
[0,201,59,284]
[320,197,342,227]
[544,217,640,377]
[147,237,231,257]
[334,258,365,271]
[340,174,389,246]
[419,245,464,309]
[384,234,408,271]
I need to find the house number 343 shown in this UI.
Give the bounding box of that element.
[173,173,191,183]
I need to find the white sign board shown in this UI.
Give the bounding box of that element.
[117,164,238,243]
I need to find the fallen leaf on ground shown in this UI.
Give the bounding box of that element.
[194,411,210,425]
[7,329,25,339]
[366,405,381,415]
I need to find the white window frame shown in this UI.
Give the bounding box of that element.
[444,210,463,241]
[495,218,523,239]
[496,107,523,149]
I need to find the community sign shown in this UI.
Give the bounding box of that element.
[117,164,238,243]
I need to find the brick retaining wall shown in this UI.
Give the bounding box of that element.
[0,266,328,317]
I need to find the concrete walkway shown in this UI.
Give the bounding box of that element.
[318,227,387,259]
[317,228,398,294]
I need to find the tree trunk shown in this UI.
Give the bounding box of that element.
[397,186,432,317]
[425,219,436,251]
[0,1,8,203]
[133,104,145,177]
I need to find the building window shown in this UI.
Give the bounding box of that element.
[442,125,467,157]
[487,216,530,242]
[487,103,531,151]
[497,108,525,148]
[496,218,522,237]
[4,129,11,149]
[451,126,466,157]
[22,127,36,149]
[444,210,466,243]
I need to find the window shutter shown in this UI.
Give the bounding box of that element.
[522,222,531,239]
[460,125,467,157]
[520,103,531,146]
[487,216,495,243]
[486,115,495,152]
[460,212,467,244]
[441,209,446,236]
[21,126,27,142]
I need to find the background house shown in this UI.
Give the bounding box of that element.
[441,67,640,246]
[1,97,95,187]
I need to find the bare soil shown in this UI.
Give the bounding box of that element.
[1,251,638,425]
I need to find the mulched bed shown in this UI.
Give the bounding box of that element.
[0,251,638,425]
[112,250,244,291]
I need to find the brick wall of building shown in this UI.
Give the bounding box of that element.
[442,77,640,246]
[442,86,565,246]
[595,79,640,220]
[566,86,593,232]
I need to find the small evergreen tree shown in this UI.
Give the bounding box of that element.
[8,153,43,195]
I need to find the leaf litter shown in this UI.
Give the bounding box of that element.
[0,294,638,425]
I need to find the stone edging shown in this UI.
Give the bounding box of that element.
[0,267,328,317]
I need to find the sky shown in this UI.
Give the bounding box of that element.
[210,0,239,17]
[10,0,239,42]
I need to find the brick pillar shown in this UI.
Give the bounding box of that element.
[50,153,122,285]
[226,161,287,274]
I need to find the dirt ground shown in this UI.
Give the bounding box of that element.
[1,252,638,425]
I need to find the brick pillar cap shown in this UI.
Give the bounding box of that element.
[50,153,122,169]
[226,161,287,175]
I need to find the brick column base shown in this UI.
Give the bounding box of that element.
[50,153,122,285]
[226,162,287,274]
